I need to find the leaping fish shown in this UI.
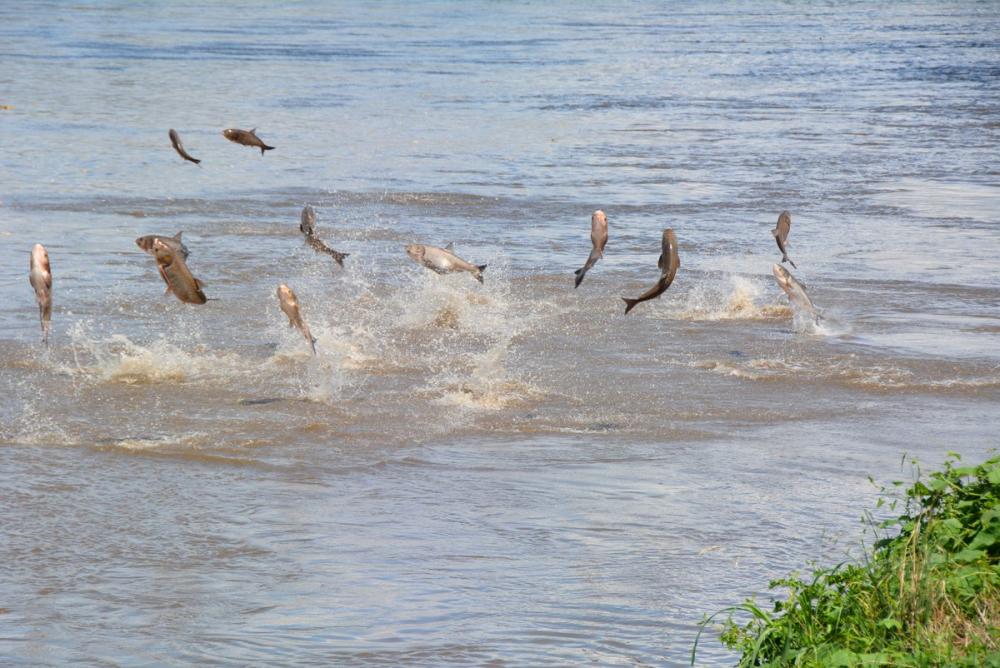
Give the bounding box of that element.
[574,210,608,288]
[771,211,797,269]
[152,239,208,304]
[277,284,316,355]
[772,264,821,324]
[299,205,349,267]
[406,243,487,283]
[29,244,52,345]
[222,128,274,155]
[168,129,201,165]
[622,229,680,315]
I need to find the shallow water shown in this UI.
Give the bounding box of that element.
[2,2,999,665]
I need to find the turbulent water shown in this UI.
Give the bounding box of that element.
[2,2,999,665]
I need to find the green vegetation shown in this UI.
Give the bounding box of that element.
[695,453,1000,667]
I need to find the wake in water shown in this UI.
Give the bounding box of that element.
[668,274,791,321]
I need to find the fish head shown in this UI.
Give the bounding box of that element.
[771,263,791,287]
[299,206,315,235]
[277,284,292,301]
[30,244,50,272]
[222,129,236,140]
[405,244,425,262]
[135,235,152,251]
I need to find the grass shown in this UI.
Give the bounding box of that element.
[694,452,1000,667]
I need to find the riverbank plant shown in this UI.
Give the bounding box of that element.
[695,453,1000,667]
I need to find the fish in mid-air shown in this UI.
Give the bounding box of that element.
[772,264,822,324]
[771,211,797,269]
[29,244,52,345]
[574,210,608,288]
[136,232,189,260]
[405,243,487,283]
[622,229,680,315]
[299,205,348,267]
[277,284,316,355]
[222,128,274,155]
[153,239,208,304]
[168,129,201,165]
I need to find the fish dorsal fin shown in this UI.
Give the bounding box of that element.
[250,128,257,136]
[174,231,183,240]
[445,242,454,252]
[194,278,206,289]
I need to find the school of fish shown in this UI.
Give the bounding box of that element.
[24,129,824,352]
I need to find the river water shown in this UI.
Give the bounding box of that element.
[2,2,999,665]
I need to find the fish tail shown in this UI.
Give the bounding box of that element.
[192,157,202,165]
[335,252,348,267]
[261,144,275,154]
[574,268,586,288]
[475,264,487,283]
[310,336,317,355]
[784,255,797,269]
[622,297,640,315]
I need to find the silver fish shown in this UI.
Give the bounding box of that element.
[772,264,821,323]
[29,244,52,345]
[153,239,208,305]
[574,210,608,288]
[169,128,201,165]
[405,243,486,283]
[222,128,274,155]
[622,229,680,315]
[299,205,348,267]
[772,211,797,269]
[277,284,316,355]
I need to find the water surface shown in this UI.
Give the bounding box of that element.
[1,2,999,665]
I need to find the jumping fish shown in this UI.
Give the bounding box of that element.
[28,244,52,345]
[299,205,348,267]
[168,129,201,165]
[277,284,316,355]
[405,243,487,283]
[772,264,821,323]
[622,229,680,315]
[772,211,797,269]
[222,128,274,155]
[574,210,608,288]
[136,232,189,260]
[153,239,208,304]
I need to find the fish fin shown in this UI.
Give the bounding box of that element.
[475,264,487,284]
[191,157,202,165]
[784,256,797,269]
[574,268,585,288]
[445,242,454,251]
[174,231,183,241]
[164,285,173,297]
[250,128,257,135]
[194,278,207,288]
[622,297,640,315]
[261,144,275,154]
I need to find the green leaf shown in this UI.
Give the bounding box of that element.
[877,617,901,631]
[953,548,986,563]
[829,648,859,667]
